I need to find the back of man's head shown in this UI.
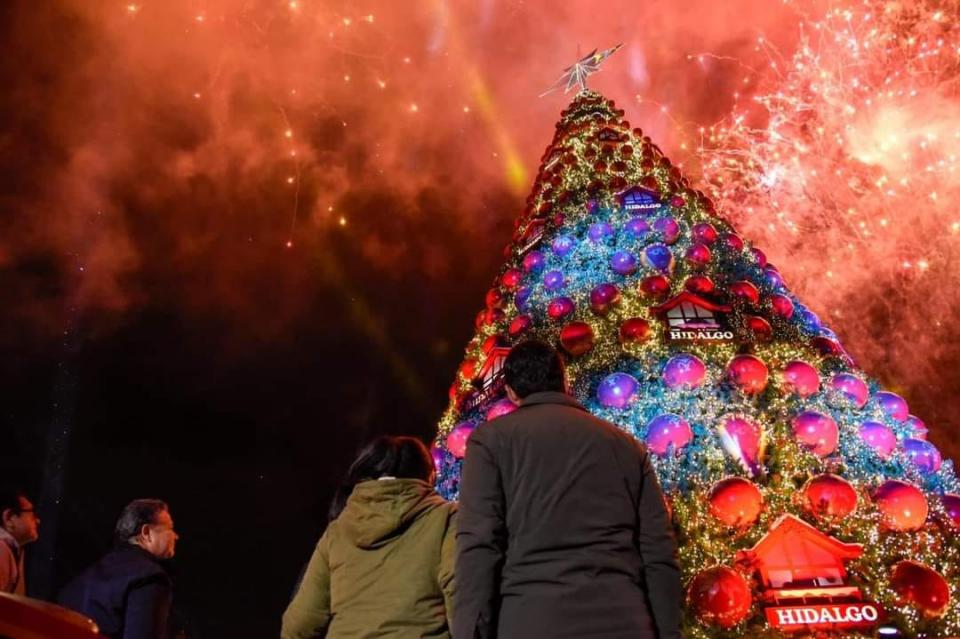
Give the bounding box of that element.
[503,340,567,399]
[114,499,168,545]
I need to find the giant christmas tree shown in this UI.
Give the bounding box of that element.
[432,88,960,636]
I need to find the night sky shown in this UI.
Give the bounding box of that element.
[2,1,959,636]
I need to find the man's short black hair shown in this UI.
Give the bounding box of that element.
[503,340,566,399]
[0,488,27,517]
[114,499,168,544]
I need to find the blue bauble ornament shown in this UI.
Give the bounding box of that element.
[610,251,638,276]
[763,266,783,289]
[799,309,821,333]
[642,243,674,273]
[588,222,614,242]
[552,235,576,257]
[543,270,566,292]
[597,373,639,409]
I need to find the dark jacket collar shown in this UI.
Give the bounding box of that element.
[519,391,587,411]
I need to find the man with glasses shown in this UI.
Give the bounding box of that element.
[0,489,40,595]
[59,499,179,639]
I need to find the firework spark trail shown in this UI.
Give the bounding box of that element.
[673,0,960,443]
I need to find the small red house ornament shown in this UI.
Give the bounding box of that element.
[735,514,882,632]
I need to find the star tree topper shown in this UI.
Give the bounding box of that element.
[540,44,624,97]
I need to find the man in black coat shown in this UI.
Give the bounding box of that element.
[59,499,179,639]
[454,341,683,639]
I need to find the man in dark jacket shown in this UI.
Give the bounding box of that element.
[454,341,683,639]
[59,499,179,639]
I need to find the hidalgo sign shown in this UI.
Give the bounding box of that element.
[736,515,883,633]
[650,292,734,343]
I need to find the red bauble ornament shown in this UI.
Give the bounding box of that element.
[730,280,760,305]
[670,195,685,207]
[770,294,794,319]
[721,233,745,251]
[692,222,719,245]
[709,477,763,527]
[685,244,712,268]
[750,247,768,268]
[560,321,595,356]
[685,275,715,295]
[803,474,858,520]
[500,269,522,290]
[589,283,621,315]
[620,318,651,344]
[812,336,844,357]
[459,359,477,380]
[509,315,532,336]
[475,310,486,329]
[874,480,928,531]
[746,316,773,341]
[639,274,671,299]
[484,308,505,325]
[687,566,752,628]
[890,561,951,617]
[547,296,575,320]
[485,288,505,309]
[726,355,769,395]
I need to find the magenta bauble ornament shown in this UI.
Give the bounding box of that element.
[717,416,763,476]
[781,360,820,397]
[876,391,909,421]
[547,296,575,320]
[597,373,639,409]
[662,354,707,390]
[791,411,839,456]
[485,399,516,421]
[830,373,869,408]
[858,421,897,458]
[905,415,928,440]
[445,423,476,458]
[692,222,718,245]
[644,413,693,456]
[903,438,942,474]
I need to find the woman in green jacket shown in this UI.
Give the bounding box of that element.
[282,436,457,639]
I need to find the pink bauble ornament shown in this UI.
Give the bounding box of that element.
[485,398,517,421]
[446,422,476,458]
[803,474,858,520]
[662,354,707,390]
[903,438,942,474]
[858,421,897,458]
[791,411,839,456]
[727,355,769,395]
[709,477,763,527]
[717,416,763,475]
[830,373,869,408]
[905,415,929,440]
[781,360,820,397]
[874,480,928,531]
[645,413,693,456]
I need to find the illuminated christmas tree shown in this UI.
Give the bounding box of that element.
[434,88,960,637]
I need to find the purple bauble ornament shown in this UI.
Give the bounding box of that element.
[522,250,545,273]
[763,266,783,289]
[653,216,681,244]
[610,250,639,275]
[485,398,517,421]
[830,373,869,408]
[662,354,707,390]
[597,373,639,409]
[642,243,674,273]
[858,421,897,459]
[446,423,476,458]
[624,217,652,239]
[431,444,454,470]
[645,413,694,456]
[514,286,532,313]
[792,411,839,456]
[876,391,909,422]
[588,222,614,242]
[941,494,960,528]
[543,270,566,292]
[781,360,820,397]
[903,438,942,474]
[552,235,576,257]
[905,415,929,440]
